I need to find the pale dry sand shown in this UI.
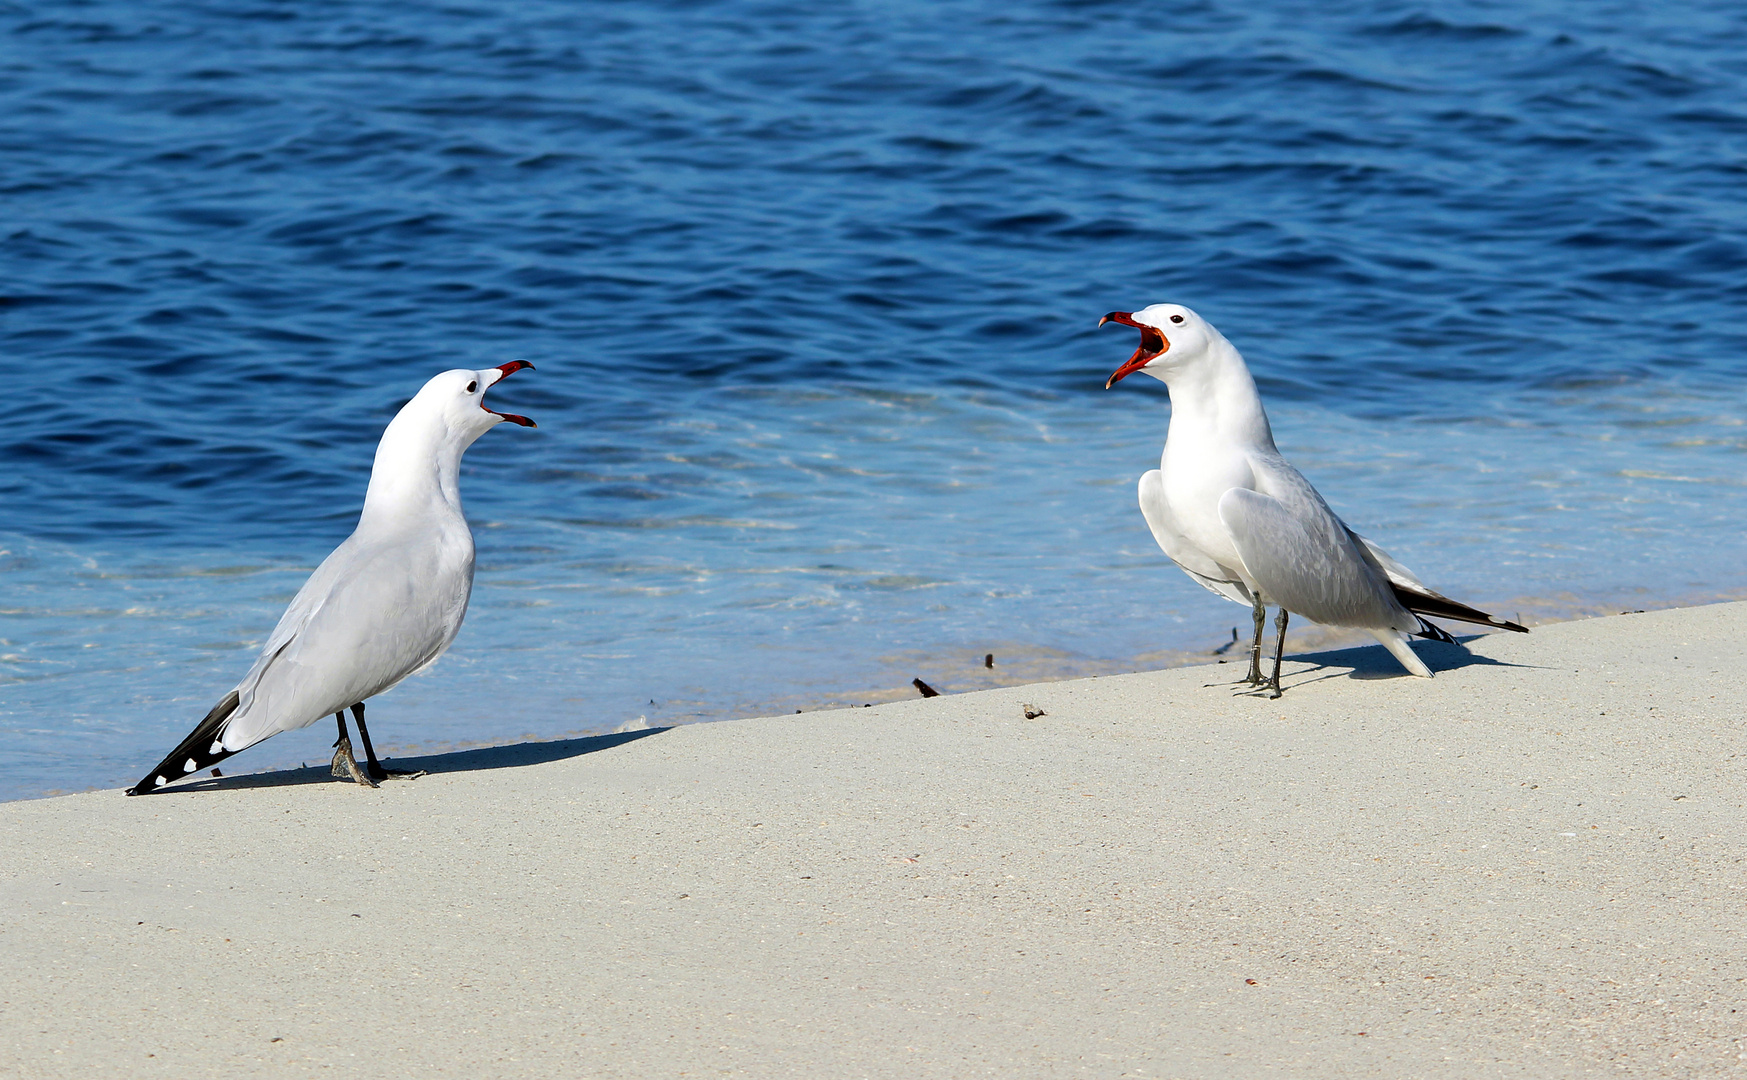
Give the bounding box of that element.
[4,603,1746,1078]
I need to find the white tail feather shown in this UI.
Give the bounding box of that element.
[1372,630,1433,678]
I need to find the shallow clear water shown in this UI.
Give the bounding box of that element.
[3,0,1746,800]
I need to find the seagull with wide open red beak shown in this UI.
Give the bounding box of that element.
[128,362,536,793]
[1101,304,1525,696]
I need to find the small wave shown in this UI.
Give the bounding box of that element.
[1361,14,1524,42]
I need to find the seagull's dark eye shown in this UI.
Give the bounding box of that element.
[1170,314,1185,324]
[466,380,478,393]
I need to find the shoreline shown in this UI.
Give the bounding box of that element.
[4,601,1746,1076]
[19,587,1744,805]
[9,584,1747,805]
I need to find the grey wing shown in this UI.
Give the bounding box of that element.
[1349,530,1439,596]
[1349,527,1528,633]
[226,535,364,714]
[220,542,468,751]
[1138,470,1252,606]
[1217,484,1414,633]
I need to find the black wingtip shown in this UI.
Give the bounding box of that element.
[1394,586,1529,635]
[1413,618,1458,644]
[129,690,242,795]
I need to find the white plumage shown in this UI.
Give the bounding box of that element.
[1103,303,1524,695]
[128,361,535,793]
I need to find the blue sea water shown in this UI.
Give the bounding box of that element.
[3,0,1746,801]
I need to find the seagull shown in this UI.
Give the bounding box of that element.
[1101,303,1525,696]
[125,362,536,794]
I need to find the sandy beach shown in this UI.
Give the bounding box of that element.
[3,602,1745,1078]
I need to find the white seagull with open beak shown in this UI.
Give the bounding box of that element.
[1101,304,1525,696]
[127,361,536,793]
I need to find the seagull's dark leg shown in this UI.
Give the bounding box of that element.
[1244,596,1268,685]
[351,702,425,782]
[349,702,383,779]
[1267,608,1291,699]
[330,711,378,787]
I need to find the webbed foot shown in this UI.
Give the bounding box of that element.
[330,737,380,788]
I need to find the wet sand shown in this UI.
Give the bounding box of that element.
[3,603,1744,1078]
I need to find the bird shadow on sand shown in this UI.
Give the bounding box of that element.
[139,727,669,796]
[1217,635,1536,695]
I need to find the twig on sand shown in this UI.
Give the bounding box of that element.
[1211,627,1240,656]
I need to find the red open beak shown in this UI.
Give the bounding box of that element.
[485,360,536,428]
[1099,312,1169,389]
